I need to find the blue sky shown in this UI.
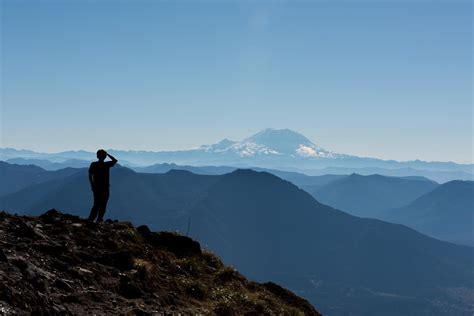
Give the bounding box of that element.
[1,0,472,163]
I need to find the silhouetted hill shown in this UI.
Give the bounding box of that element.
[0,210,319,314]
[381,180,474,246]
[0,167,219,227]
[305,166,473,183]
[307,174,439,217]
[184,170,473,314]
[0,161,79,197]
[0,168,472,315]
[134,163,236,175]
[6,157,91,170]
[133,163,345,191]
[253,168,345,189]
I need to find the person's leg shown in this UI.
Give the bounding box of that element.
[97,191,110,222]
[88,191,100,221]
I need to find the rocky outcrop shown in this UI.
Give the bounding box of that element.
[0,209,320,315]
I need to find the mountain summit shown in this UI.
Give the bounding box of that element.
[200,128,335,158]
[0,210,320,315]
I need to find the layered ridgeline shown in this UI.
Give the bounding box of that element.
[0,210,319,315]
[380,180,474,246]
[1,128,473,182]
[304,173,439,217]
[5,157,91,171]
[0,161,79,196]
[1,164,473,315]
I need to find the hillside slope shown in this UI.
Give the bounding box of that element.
[1,168,473,315]
[185,170,473,314]
[0,167,219,227]
[381,180,474,245]
[0,161,78,197]
[307,174,439,217]
[0,210,319,315]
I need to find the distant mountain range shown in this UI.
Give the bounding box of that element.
[380,180,474,246]
[1,129,472,183]
[5,157,91,170]
[306,174,439,217]
[1,162,472,315]
[2,160,470,246]
[0,161,79,196]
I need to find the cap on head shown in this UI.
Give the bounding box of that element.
[97,149,107,161]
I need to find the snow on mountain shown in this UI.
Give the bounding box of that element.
[296,144,334,158]
[229,141,281,157]
[199,128,336,158]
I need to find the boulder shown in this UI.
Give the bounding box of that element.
[143,232,201,258]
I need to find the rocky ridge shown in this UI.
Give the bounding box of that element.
[0,210,320,315]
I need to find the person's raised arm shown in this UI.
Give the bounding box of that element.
[107,152,118,166]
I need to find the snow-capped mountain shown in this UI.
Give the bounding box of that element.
[1,129,472,178]
[199,128,336,158]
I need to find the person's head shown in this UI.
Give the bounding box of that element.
[96,149,107,161]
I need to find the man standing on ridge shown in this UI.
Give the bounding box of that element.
[88,149,118,222]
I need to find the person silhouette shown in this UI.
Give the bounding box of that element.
[88,149,118,222]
